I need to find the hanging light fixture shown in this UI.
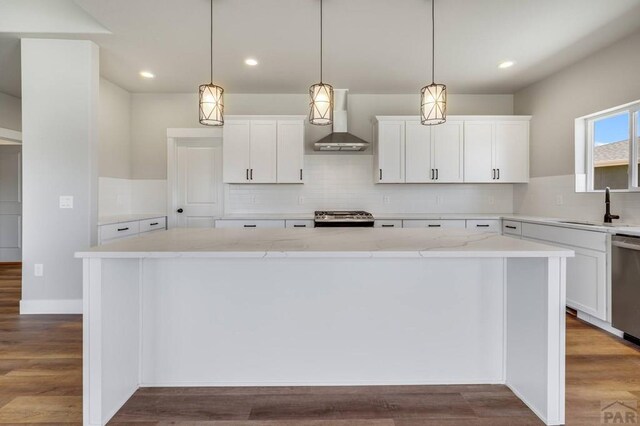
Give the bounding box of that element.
[199,0,224,126]
[421,0,446,126]
[309,0,333,126]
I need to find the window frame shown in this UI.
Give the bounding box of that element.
[576,100,640,193]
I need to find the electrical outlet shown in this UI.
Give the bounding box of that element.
[436,195,443,205]
[250,195,256,204]
[34,264,43,277]
[59,196,73,209]
[298,196,304,205]
[383,196,390,204]
[488,196,495,205]
[556,195,564,206]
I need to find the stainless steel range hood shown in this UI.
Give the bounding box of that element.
[313,89,369,151]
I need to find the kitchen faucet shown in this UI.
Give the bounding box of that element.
[604,187,620,224]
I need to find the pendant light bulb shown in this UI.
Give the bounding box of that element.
[199,0,224,126]
[421,0,446,126]
[309,0,334,126]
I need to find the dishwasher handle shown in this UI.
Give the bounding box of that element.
[612,240,640,251]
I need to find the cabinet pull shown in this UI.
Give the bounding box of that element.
[300,169,303,181]
[246,169,249,180]
[381,224,394,228]
[427,224,441,228]
[492,169,496,180]
[505,225,517,230]
[431,169,434,180]
[243,224,257,228]
[497,169,500,180]
[293,224,306,228]
[379,169,383,180]
[117,227,129,232]
[435,169,439,180]
[476,224,490,228]
[150,222,159,226]
[250,169,253,180]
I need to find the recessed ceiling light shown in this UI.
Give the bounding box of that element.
[244,58,258,66]
[139,71,155,79]
[498,61,515,69]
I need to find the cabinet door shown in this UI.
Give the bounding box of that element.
[432,121,464,182]
[376,121,405,183]
[277,120,304,183]
[494,121,529,183]
[222,121,251,183]
[566,247,607,321]
[466,219,500,233]
[249,120,277,183]
[405,121,432,183]
[463,122,494,183]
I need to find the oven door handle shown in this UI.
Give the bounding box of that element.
[612,241,640,251]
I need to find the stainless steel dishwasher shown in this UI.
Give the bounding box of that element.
[612,234,640,343]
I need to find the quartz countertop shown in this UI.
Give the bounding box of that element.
[98,214,166,226]
[75,227,573,259]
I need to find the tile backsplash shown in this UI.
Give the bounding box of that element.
[225,155,514,215]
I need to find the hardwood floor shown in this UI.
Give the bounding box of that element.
[0,262,639,425]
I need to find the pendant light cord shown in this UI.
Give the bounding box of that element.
[431,0,435,84]
[320,0,323,83]
[210,0,214,83]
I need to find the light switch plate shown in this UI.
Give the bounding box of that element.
[59,196,74,209]
[34,264,43,277]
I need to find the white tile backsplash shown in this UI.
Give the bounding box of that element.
[99,177,166,217]
[225,155,514,215]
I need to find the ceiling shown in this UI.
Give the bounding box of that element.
[2,0,640,97]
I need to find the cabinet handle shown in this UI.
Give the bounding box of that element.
[427,224,441,228]
[497,169,500,180]
[293,224,306,228]
[250,169,253,180]
[246,169,249,180]
[381,224,395,228]
[431,169,434,180]
[436,169,439,180]
[300,169,303,181]
[476,224,490,228]
[379,169,383,180]
[150,222,159,226]
[243,224,257,228]
[505,225,517,230]
[117,227,129,232]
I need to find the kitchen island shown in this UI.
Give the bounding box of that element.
[76,228,572,425]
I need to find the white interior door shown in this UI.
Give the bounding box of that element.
[464,122,494,183]
[176,140,223,228]
[0,145,21,261]
[433,121,464,182]
[405,121,432,183]
[249,120,277,183]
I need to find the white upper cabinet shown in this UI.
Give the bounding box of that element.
[223,116,305,184]
[405,121,432,183]
[432,121,464,182]
[375,120,405,183]
[277,120,305,183]
[464,119,529,183]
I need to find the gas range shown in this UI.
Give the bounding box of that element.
[314,211,374,227]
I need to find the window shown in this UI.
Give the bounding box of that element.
[576,100,640,192]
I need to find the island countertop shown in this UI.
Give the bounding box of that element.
[75,228,573,259]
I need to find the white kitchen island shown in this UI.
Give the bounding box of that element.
[76,228,572,425]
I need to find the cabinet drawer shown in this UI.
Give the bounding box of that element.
[402,220,466,229]
[215,220,285,229]
[285,220,314,228]
[140,217,166,233]
[466,220,501,232]
[521,222,607,252]
[100,221,139,241]
[502,220,522,236]
[375,220,403,228]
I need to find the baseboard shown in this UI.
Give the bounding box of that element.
[576,311,623,337]
[20,299,82,314]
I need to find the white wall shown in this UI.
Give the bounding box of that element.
[21,39,99,313]
[226,155,513,216]
[0,91,22,131]
[99,177,166,217]
[99,78,131,179]
[131,93,513,179]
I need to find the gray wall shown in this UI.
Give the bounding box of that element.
[99,78,131,179]
[21,39,99,309]
[131,93,513,179]
[0,91,21,131]
[514,29,640,178]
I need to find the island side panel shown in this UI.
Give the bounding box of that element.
[506,257,566,426]
[140,257,505,386]
[83,258,141,426]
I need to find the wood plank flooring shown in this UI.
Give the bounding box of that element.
[0,262,639,425]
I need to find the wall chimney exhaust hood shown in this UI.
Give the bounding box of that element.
[313,89,369,151]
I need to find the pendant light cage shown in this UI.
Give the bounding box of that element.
[199,83,224,126]
[309,83,334,126]
[420,83,446,126]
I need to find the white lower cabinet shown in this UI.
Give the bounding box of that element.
[519,222,608,321]
[466,220,501,232]
[285,220,314,228]
[98,216,167,245]
[375,220,403,228]
[402,220,466,229]
[215,220,285,229]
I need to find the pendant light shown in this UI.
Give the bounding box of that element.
[199,0,224,126]
[309,0,333,126]
[420,0,446,126]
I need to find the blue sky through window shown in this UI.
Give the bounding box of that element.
[594,113,629,146]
